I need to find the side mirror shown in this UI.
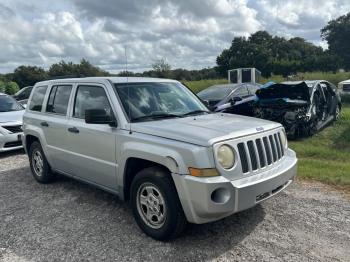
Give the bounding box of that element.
[230,96,242,105]
[85,109,117,127]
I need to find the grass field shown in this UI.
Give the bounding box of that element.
[289,105,350,188]
[186,79,350,189]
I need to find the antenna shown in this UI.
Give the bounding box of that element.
[124,45,132,134]
[124,46,128,82]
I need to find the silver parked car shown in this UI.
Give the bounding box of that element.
[23,77,297,240]
[0,93,24,152]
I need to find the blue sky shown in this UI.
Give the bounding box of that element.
[0,0,349,73]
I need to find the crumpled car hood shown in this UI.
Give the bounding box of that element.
[131,113,281,146]
[256,82,310,103]
[0,110,24,124]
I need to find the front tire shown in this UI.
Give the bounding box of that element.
[29,141,54,183]
[334,104,341,121]
[130,167,187,241]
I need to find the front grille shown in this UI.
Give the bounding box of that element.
[237,131,284,173]
[4,141,22,148]
[343,84,350,92]
[2,125,22,133]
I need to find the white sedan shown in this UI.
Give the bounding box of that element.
[0,93,25,152]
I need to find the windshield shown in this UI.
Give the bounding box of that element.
[114,82,209,122]
[0,95,24,112]
[197,85,237,101]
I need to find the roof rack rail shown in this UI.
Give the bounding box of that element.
[48,74,85,80]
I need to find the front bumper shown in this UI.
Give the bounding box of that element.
[172,149,297,224]
[0,133,23,152]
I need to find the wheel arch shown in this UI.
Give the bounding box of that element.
[122,157,177,201]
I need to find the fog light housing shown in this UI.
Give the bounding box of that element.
[211,187,230,204]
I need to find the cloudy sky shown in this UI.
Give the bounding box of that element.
[0,0,349,73]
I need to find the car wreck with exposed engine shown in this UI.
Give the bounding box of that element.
[253,80,341,139]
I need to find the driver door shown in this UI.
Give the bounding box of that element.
[65,84,118,190]
[226,85,251,115]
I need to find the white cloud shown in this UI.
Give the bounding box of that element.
[0,0,348,73]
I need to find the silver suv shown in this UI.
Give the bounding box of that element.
[23,77,297,240]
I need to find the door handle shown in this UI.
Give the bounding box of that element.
[40,121,49,127]
[68,127,79,134]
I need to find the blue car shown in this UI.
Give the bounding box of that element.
[197,83,261,116]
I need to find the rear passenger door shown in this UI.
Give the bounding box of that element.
[228,85,252,115]
[65,84,117,190]
[40,85,73,172]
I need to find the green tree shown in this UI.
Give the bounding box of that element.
[12,66,48,88]
[321,12,350,69]
[0,81,5,93]
[5,81,20,95]
[216,30,340,77]
[152,58,172,78]
[48,59,109,78]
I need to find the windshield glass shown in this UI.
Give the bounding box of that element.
[197,84,237,101]
[0,95,24,112]
[114,82,208,122]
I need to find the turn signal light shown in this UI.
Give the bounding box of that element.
[188,168,219,177]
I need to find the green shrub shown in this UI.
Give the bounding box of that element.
[0,81,5,93]
[5,81,20,95]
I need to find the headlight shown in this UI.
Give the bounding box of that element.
[280,130,288,149]
[217,144,235,169]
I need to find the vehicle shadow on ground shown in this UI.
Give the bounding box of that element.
[0,166,266,261]
[0,149,25,159]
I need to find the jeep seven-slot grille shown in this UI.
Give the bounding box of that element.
[237,131,284,173]
[2,125,22,133]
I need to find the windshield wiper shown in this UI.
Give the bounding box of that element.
[182,110,210,117]
[131,113,181,122]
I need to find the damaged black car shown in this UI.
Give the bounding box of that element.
[254,80,342,138]
[197,83,261,116]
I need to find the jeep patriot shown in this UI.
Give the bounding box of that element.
[22,77,297,240]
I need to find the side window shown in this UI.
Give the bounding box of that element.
[29,86,48,112]
[73,85,113,119]
[46,85,72,115]
[24,87,33,98]
[232,86,249,98]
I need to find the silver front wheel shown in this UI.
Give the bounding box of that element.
[29,141,54,183]
[136,183,166,229]
[32,150,44,177]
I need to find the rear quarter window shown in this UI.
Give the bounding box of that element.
[28,86,48,112]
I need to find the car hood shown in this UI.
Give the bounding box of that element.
[0,110,24,124]
[256,82,310,102]
[131,113,281,146]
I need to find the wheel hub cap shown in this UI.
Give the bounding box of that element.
[136,183,166,229]
[32,150,43,176]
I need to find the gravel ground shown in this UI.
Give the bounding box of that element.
[0,150,349,262]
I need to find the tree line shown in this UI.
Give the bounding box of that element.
[0,12,349,92]
[217,13,350,77]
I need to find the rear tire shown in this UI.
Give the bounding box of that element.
[29,141,54,183]
[130,167,187,241]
